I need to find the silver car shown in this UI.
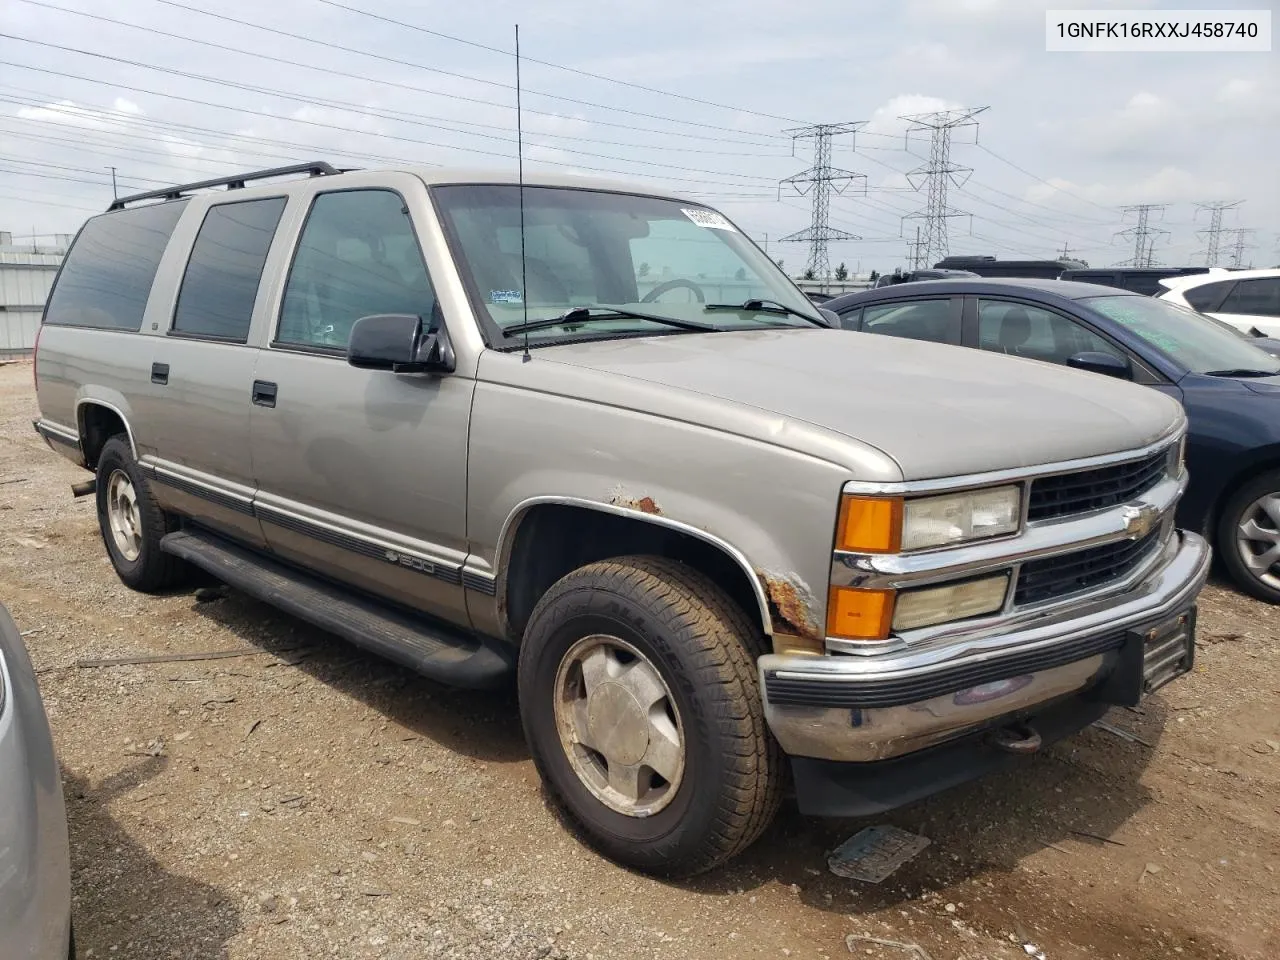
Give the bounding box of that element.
[32,163,1209,876]
[0,602,73,959]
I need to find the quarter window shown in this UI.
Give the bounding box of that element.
[1218,278,1280,318]
[1183,280,1235,312]
[172,197,286,342]
[278,190,436,350]
[976,300,1124,365]
[43,200,188,331]
[860,299,959,344]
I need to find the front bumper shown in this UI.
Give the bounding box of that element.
[759,529,1210,764]
[0,605,73,960]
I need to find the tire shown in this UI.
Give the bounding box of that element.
[94,435,187,592]
[518,555,782,877]
[1216,469,1280,604]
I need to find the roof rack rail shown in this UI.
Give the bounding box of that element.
[107,161,341,211]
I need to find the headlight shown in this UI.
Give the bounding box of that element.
[837,486,1021,554]
[902,486,1022,551]
[892,574,1010,631]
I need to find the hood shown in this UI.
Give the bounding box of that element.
[1240,374,1280,396]
[532,329,1184,481]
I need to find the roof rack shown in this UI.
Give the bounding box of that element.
[107,161,341,211]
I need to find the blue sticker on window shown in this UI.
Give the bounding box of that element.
[489,289,523,304]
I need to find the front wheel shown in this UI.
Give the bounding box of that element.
[518,556,782,877]
[1217,469,1280,604]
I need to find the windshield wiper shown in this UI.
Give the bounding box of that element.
[501,305,718,337]
[1203,368,1280,378]
[703,298,828,328]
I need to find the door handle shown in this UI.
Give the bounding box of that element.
[151,362,169,385]
[251,380,278,408]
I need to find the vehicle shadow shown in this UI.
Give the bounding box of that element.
[189,591,528,765]
[64,757,243,959]
[683,697,1169,912]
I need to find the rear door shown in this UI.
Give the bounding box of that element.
[143,195,288,546]
[249,182,474,626]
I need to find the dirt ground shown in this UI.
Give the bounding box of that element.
[1,360,1277,960]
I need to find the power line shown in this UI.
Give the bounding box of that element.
[1114,204,1169,267]
[777,123,866,279]
[1225,228,1257,269]
[308,0,806,126]
[15,0,788,155]
[976,143,1115,214]
[1193,200,1243,266]
[899,106,988,266]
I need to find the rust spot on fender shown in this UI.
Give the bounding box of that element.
[607,485,662,516]
[759,570,823,642]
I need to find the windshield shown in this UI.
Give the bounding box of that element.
[431,184,821,344]
[1082,295,1280,376]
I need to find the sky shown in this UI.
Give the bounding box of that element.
[0,0,1276,273]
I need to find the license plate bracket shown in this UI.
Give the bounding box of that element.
[1089,606,1196,707]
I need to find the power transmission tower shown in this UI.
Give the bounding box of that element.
[1225,228,1256,268]
[906,225,926,270]
[1114,204,1169,267]
[1194,200,1243,266]
[778,122,866,279]
[899,106,988,268]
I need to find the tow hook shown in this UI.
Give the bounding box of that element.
[990,721,1042,755]
[70,479,96,499]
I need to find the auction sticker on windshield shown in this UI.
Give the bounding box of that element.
[681,208,736,231]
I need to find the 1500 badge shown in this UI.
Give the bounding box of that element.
[384,550,435,575]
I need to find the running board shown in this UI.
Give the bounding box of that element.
[160,528,514,690]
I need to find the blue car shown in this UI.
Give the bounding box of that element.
[824,278,1280,604]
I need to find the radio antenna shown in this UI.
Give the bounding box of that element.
[515,24,531,363]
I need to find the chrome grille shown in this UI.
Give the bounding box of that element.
[1015,530,1162,606]
[1027,449,1169,522]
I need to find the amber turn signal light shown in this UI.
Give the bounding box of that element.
[826,586,895,642]
[836,495,903,553]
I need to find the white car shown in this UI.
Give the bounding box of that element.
[1158,268,1280,339]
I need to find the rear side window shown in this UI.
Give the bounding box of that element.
[1218,278,1280,318]
[43,200,188,331]
[172,197,287,342]
[861,298,960,345]
[1183,280,1235,312]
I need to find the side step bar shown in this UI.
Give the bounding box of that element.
[160,528,514,690]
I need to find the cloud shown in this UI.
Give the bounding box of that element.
[1025,166,1231,208]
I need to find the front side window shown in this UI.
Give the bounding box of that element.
[44,200,189,331]
[1218,278,1280,318]
[172,197,286,342]
[432,184,821,345]
[976,299,1123,364]
[860,299,959,344]
[1082,295,1280,375]
[278,190,436,350]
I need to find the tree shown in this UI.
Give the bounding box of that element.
[775,258,784,272]
[734,267,747,281]
[834,262,848,281]
[869,269,880,282]
[638,262,650,278]
[802,267,816,280]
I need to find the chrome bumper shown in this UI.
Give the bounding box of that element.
[759,530,1210,762]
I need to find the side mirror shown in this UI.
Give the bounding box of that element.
[1067,351,1130,379]
[819,307,839,326]
[347,314,454,374]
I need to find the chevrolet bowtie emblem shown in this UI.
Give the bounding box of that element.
[1121,503,1159,539]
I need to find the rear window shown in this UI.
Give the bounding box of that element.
[44,200,189,331]
[1183,279,1235,312]
[172,197,287,342]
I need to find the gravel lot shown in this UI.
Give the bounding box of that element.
[2,360,1278,960]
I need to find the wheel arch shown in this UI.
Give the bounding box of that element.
[75,397,137,468]
[495,497,777,645]
[1204,446,1280,540]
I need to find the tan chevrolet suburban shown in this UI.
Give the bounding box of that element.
[33,162,1210,876]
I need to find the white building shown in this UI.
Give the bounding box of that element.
[1,231,70,359]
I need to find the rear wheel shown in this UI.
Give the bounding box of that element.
[95,435,187,592]
[1217,469,1280,604]
[518,555,782,877]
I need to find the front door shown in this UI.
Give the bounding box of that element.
[249,187,474,626]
